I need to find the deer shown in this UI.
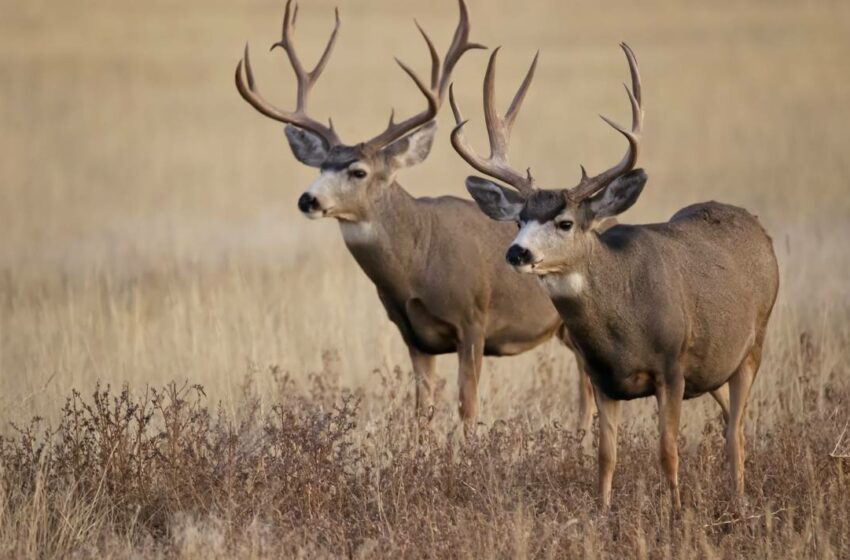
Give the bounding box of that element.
[449,43,779,509]
[234,0,595,435]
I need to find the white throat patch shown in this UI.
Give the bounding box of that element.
[339,221,376,246]
[539,272,586,299]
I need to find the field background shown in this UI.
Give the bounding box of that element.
[1,0,849,557]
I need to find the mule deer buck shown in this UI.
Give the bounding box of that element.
[450,44,779,507]
[234,0,594,434]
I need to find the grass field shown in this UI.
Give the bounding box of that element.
[1,0,849,557]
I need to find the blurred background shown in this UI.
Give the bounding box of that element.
[1,0,849,429]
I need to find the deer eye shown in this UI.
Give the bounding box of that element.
[348,169,367,179]
[556,220,573,232]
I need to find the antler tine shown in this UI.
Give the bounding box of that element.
[449,49,538,196]
[270,0,304,106]
[570,42,643,201]
[271,0,341,111]
[365,0,484,151]
[438,0,486,99]
[310,8,341,81]
[235,1,341,148]
[483,48,537,158]
[415,20,440,91]
[482,47,505,157]
[450,86,495,181]
[622,43,641,105]
[505,50,539,131]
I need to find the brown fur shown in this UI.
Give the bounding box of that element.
[543,198,779,508]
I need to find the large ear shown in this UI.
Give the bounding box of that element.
[588,168,647,219]
[465,176,525,221]
[381,121,437,168]
[284,125,329,168]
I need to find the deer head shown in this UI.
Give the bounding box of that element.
[235,0,484,222]
[451,43,647,274]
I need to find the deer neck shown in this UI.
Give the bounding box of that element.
[337,180,425,297]
[538,232,636,340]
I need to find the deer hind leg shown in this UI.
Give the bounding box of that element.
[457,331,485,438]
[726,350,760,499]
[594,389,622,510]
[409,347,437,424]
[656,373,685,510]
[710,384,731,429]
[577,368,596,435]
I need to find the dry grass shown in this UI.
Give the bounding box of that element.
[1,0,849,557]
[1,370,848,559]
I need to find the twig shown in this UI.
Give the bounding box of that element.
[702,508,786,528]
[829,419,850,458]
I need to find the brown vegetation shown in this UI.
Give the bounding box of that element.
[1,364,848,559]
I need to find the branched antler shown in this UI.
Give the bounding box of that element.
[449,48,538,196]
[569,43,643,201]
[364,0,485,151]
[235,0,341,148]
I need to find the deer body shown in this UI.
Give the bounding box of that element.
[451,44,779,508]
[547,202,777,402]
[336,181,562,357]
[235,0,595,432]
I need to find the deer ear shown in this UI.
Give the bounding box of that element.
[381,121,437,168]
[588,168,647,219]
[284,125,329,168]
[466,176,525,221]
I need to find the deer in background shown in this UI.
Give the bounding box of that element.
[450,44,779,508]
[234,0,594,434]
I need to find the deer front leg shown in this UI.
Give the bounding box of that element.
[594,388,621,510]
[556,329,595,436]
[409,346,437,424]
[656,373,685,511]
[457,331,484,438]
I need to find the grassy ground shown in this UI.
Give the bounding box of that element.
[1,0,849,557]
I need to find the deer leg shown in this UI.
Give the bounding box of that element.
[656,374,685,510]
[556,329,595,436]
[577,369,596,435]
[710,384,731,430]
[726,351,759,499]
[457,331,485,438]
[409,347,437,424]
[594,388,622,510]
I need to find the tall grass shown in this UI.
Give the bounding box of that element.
[1,367,847,558]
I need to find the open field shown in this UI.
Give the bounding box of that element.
[1,0,849,557]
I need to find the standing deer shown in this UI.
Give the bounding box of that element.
[234,0,595,434]
[450,44,779,508]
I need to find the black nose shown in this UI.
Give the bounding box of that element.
[297,193,320,213]
[506,244,532,267]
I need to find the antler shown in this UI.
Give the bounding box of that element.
[449,48,538,196]
[364,0,485,151]
[235,0,341,149]
[569,43,643,201]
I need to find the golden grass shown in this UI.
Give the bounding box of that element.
[1,0,849,557]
